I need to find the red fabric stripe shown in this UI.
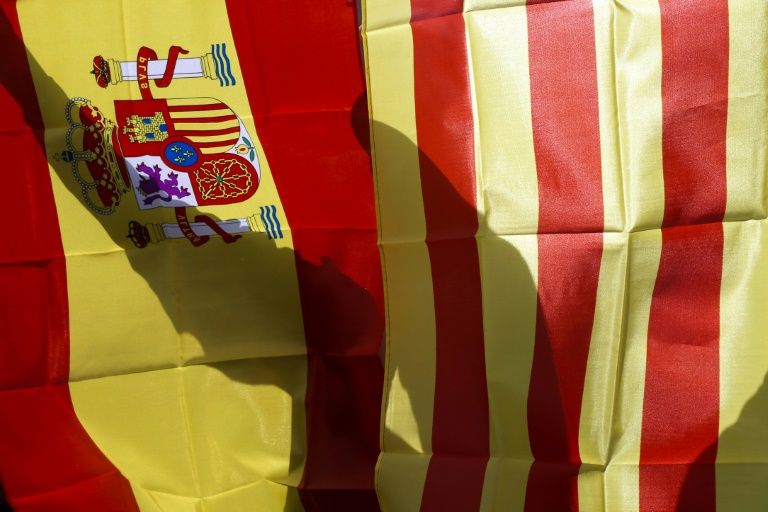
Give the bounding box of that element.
[659,1,729,229]
[410,0,461,23]
[410,10,489,511]
[640,2,728,510]
[0,4,138,511]
[527,0,604,235]
[170,114,237,124]
[175,126,240,137]
[641,225,723,511]
[225,1,385,510]
[526,234,602,511]
[524,1,604,510]
[167,102,228,112]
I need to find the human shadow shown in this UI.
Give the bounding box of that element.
[357,97,591,510]
[677,371,768,511]
[0,483,10,512]
[2,6,586,511]
[353,97,529,450]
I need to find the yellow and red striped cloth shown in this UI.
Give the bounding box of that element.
[1,0,767,511]
[366,0,768,510]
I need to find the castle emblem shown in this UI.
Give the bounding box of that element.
[123,112,169,144]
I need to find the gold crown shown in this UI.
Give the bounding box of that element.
[54,98,130,215]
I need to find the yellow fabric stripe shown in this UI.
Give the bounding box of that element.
[169,108,236,119]
[600,3,663,509]
[17,0,306,510]
[364,0,411,31]
[467,6,538,237]
[480,459,533,512]
[476,235,537,512]
[603,229,661,512]
[577,233,628,511]
[464,0,528,11]
[376,453,431,512]
[364,1,435,510]
[464,7,537,510]
[594,0,624,233]
[717,2,768,508]
[172,120,240,132]
[717,221,768,509]
[378,243,435,456]
[186,133,240,144]
[71,358,307,509]
[615,0,664,233]
[364,22,425,244]
[723,0,768,222]
[577,3,628,509]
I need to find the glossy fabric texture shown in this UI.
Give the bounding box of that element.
[0,1,383,511]
[364,0,768,510]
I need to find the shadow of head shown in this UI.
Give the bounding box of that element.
[677,370,768,509]
[349,95,556,477]
[2,10,552,507]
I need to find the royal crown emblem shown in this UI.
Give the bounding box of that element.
[54,98,130,215]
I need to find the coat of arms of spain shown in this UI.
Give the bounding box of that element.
[55,44,282,248]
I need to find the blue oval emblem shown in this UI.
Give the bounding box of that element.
[164,141,199,167]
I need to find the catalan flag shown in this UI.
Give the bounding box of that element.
[364,0,768,511]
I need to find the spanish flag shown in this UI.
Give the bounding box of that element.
[0,1,383,511]
[365,0,768,511]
